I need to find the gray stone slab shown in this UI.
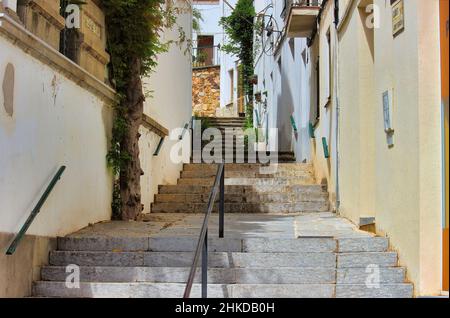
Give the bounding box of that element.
[143,252,230,268]
[335,284,413,298]
[337,252,398,268]
[151,202,330,214]
[148,237,242,252]
[41,266,336,285]
[235,268,336,284]
[57,237,149,252]
[338,237,388,252]
[242,238,336,253]
[229,284,335,298]
[33,282,228,298]
[337,267,406,284]
[49,251,144,267]
[231,252,336,268]
[41,266,235,284]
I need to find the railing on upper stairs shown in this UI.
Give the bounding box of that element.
[5,166,66,255]
[192,45,221,69]
[183,163,225,298]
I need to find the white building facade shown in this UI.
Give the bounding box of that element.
[193,0,242,116]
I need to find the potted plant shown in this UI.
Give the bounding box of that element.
[249,75,258,85]
[254,91,262,102]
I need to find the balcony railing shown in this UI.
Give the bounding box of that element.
[192,45,221,69]
[282,0,322,19]
[282,0,322,38]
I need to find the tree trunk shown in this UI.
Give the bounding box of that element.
[120,56,145,220]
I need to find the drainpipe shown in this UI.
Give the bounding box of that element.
[333,0,341,213]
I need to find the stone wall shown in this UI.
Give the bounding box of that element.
[192,66,220,117]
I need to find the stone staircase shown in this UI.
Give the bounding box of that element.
[151,163,330,213]
[32,160,413,298]
[33,224,413,298]
[197,117,296,163]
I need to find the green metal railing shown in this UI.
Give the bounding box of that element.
[153,137,165,156]
[6,166,66,255]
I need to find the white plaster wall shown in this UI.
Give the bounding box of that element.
[0,37,113,236]
[254,0,313,158]
[140,4,192,213]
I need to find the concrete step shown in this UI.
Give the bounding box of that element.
[154,192,329,204]
[205,117,246,122]
[204,125,246,129]
[150,201,330,213]
[337,237,389,252]
[180,170,314,179]
[337,252,398,268]
[57,237,337,253]
[33,282,338,298]
[41,266,336,284]
[56,236,389,254]
[33,281,413,298]
[33,282,227,298]
[190,155,296,163]
[336,267,406,284]
[335,284,414,298]
[49,251,336,268]
[177,177,315,186]
[158,184,327,195]
[183,163,313,172]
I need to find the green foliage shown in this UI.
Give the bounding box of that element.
[192,8,203,33]
[195,50,208,64]
[103,0,170,92]
[193,115,211,132]
[220,0,256,126]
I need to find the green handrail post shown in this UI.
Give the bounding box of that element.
[153,137,165,156]
[290,115,298,134]
[6,166,66,255]
[255,109,260,127]
[309,122,316,138]
[322,137,330,159]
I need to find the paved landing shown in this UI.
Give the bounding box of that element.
[68,213,372,239]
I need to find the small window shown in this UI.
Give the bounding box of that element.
[59,0,81,63]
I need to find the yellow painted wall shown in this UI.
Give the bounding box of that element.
[440,0,449,293]
[338,0,376,224]
[310,3,338,208]
[336,0,443,296]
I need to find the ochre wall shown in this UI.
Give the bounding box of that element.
[192,66,221,117]
[440,0,449,293]
[337,0,443,296]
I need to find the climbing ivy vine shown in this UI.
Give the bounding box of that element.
[103,0,189,220]
[220,0,256,125]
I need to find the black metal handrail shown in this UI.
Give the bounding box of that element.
[6,166,66,255]
[192,45,221,68]
[282,0,322,19]
[184,163,225,298]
